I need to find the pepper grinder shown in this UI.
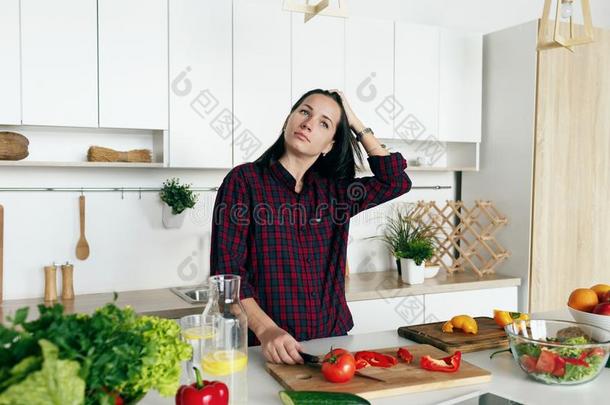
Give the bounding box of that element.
[61,262,74,300]
[43,263,58,302]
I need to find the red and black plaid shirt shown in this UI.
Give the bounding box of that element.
[210,153,411,345]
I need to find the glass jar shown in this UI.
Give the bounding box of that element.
[201,274,248,405]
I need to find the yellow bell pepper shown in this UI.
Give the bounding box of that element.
[442,315,478,334]
[493,309,529,327]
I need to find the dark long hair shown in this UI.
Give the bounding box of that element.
[255,89,363,180]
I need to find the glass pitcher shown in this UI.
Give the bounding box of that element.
[201,274,248,405]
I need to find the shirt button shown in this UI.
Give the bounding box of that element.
[310,291,318,298]
[306,257,311,263]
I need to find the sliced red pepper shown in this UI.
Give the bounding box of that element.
[420,351,462,373]
[354,351,397,368]
[397,347,414,364]
[563,352,589,368]
[355,359,370,370]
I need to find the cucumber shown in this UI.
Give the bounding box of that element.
[279,390,371,405]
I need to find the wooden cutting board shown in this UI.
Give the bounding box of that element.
[398,317,508,354]
[266,345,491,400]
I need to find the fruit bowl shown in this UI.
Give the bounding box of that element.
[505,319,610,385]
[569,306,610,333]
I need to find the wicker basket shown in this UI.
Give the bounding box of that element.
[0,132,29,160]
[87,146,152,163]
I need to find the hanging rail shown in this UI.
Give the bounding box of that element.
[0,185,452,193]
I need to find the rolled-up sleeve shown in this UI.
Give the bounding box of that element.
[340,152,412,214]
[210,170,257,300]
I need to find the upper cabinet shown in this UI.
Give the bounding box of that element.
[438,28,483,143]
[98,0,168,130]
[21,0,98,127]
[0,0,21,125]
[291,14,345,102]
[168,0,232,168]
[233,0,291,166]
[394,23,440,141]
[345,17,394,140]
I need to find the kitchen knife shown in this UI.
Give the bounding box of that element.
[298,351,387,382]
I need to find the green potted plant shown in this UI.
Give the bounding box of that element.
[398,237,435,285]
[373,205,436,284]
[159,178,199,229]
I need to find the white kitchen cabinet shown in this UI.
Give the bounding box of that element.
[346,17,394,139]
[98,0,168,130]
[291,13,345,102]
[348,295,424,335]
[423,287,518,322]
[394,23,439,141]
[233,0,291,166]
[20,0,98,127]
[168,0,232,168]
[438,28,483,143]
[0,0,21,125]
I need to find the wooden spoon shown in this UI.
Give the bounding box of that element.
[75,196,90,260]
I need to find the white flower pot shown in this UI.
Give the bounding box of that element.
[400,258,425,285]
[162,203,187,229]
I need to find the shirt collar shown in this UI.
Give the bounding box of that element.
[270,159,317,191]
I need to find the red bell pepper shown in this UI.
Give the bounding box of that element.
[175,368,229,405]
[420,351,462,373]
[354,351,398,368]
[563,352,589,367]
[355,359,370,370]
[397,347,414,364]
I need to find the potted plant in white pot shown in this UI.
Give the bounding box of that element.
[159,178,199,229]
[372,205,436,283]
[397,237,435,285]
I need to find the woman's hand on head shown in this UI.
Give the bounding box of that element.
[258,325,304,365]
[329,89,364,133]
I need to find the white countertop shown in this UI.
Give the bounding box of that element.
[144,309,609,405]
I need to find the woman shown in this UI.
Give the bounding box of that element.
[210,89,412,365]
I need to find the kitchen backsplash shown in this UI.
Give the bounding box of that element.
[0,167,453,300]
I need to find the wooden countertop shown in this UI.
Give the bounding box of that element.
[345,269,521,301]
[0,270,520,322]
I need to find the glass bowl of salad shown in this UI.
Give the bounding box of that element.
[505,319,610,385]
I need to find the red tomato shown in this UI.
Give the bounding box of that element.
[535,350,556,374]
[552,356,566,377]
[589,347,606,357]
[321,348,356,383]
[323,348,350,361]
[520,354,538,373]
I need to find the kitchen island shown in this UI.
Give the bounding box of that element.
[145,309,608,405]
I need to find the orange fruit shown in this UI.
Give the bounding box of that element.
[568,288,599,312]
[590,284,610,301]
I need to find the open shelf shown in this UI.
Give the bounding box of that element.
[0,125,165,167]
[0,160,164,168]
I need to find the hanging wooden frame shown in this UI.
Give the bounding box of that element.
[283,0,348,23]
[538,0,594,51]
